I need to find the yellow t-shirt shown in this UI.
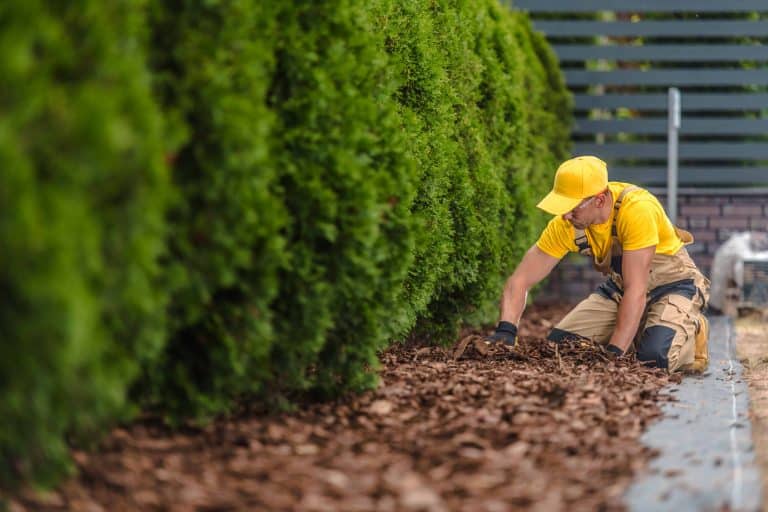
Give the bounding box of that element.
[536,182,684,261]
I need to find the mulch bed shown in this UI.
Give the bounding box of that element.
[11,304,681,512]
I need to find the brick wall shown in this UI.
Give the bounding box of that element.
[536,189,768,302]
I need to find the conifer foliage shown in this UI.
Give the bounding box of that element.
[0,1,168,487]
[0,0,570,490]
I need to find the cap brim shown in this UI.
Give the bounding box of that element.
[536,191,582,216]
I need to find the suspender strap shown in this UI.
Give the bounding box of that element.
[611,185,640,237]
[574,229,591,255]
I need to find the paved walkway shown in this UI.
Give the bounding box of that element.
[626,315,762,511]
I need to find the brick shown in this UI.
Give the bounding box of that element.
[716,229,734,242]
[722,204,763,216]
[536,286,559,301]
[687,195,728,205]
[686,217,708,229]
[728,195,767,205]
[680,205,721,216]
[750,217,768,230]
[710,217,750,229]
[690,229,716,242]
[563,282,591,298]
[563,268,581,280]
[694,254,713,269]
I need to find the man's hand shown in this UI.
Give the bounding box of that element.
[487,321,518,347]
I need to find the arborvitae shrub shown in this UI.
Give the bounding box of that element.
[0,0,570,492]
[142,0,415,415]
[367,0,465,340]
[0,1,168,488]
[264,0,417,398]
[143,0,569,420]
[372,0,572,340]
[140,0,287,420]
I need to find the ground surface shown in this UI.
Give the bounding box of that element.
[11,304,681,512]
[735,312,768,512]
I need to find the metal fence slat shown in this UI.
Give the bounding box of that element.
[609,166,768,186]
[512,0,768,13]
[534,21,768,37]
[554,45,768,62]
[574,93,768,110]
[573,143,768,160]
[574,119,768,135]
[566,69,768,86]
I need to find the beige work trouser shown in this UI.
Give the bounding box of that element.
[548,248,710,372]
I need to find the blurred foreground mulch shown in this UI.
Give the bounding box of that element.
[11,303,680,512]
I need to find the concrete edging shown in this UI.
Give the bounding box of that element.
[625,316,762,512]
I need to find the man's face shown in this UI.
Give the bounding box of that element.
[562,195,598,229]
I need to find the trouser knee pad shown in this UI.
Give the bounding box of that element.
[636,325,675,369]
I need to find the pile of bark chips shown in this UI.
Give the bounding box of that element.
[11,304,681,512]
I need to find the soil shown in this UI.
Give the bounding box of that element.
[735,312,768,512]
[9,303,680,512]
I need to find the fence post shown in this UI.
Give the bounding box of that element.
[667,87,681,223]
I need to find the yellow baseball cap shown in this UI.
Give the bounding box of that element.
[536,156,608,215]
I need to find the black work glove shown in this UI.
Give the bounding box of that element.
[486,321,518,347]
[605,344,624,357]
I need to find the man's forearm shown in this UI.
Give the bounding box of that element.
[609,289,646,351]
[499,279,528,325]
[496,246,559,326]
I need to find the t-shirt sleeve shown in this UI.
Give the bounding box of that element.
[535,217,575,259]
[617,199,660,251]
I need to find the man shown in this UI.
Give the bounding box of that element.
[488,155,710,372]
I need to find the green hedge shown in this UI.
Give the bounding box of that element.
[264,2,417,399]
[139,0,416,418]
[0,1,168,488]
[0,0,570,491]
[137,0,288,420]
[142,0,570,419]
[373,0,571,339]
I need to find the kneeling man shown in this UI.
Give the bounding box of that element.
[489,156,710,372]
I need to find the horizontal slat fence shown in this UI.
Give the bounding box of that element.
[509,0,768,186]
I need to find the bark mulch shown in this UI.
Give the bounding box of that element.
[11,304,681,512]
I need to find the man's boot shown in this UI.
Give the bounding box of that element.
[691,314,709,372]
